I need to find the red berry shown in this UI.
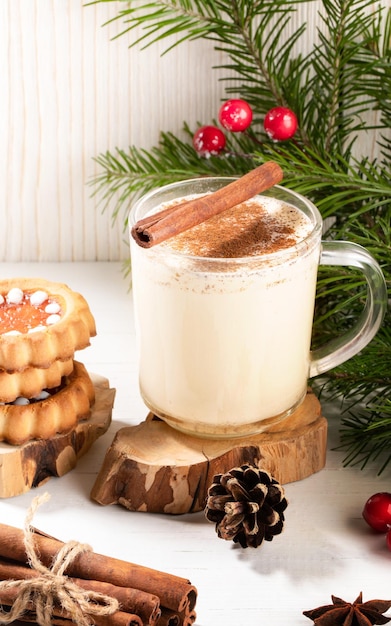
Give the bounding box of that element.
[263,106,298,141]
[387,529,391,551]
[218,99,253,132]
[192,125,226,157]
[362,492,391,533]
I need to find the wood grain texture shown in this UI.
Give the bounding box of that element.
[91,390,327,515]
[0,1,228,262]
[2,2,385,262]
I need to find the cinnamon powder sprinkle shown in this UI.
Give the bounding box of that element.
[163,199,306,258]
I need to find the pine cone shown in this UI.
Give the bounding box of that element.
[204,464,288,548]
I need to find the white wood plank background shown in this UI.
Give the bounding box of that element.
[1,1,388,262]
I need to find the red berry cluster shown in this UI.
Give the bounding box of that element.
[192,98,298,157]
[362,492,391,550]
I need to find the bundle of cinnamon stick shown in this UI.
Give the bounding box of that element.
[0,523,197,626]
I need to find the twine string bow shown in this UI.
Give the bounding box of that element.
[0,492,119,626]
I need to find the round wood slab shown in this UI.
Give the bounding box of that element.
[91,389,327,515]
[0,373,115,498]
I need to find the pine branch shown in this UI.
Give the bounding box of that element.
[90,125,254,225]
[86,0,310,53]
[306,0,383,155]
[338,407,391,475]
[254,142,391,218]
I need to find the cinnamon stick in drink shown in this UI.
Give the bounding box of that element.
[131,161,283,247]
[0,524,197,614]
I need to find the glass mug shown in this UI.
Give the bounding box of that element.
[129,178,387,438]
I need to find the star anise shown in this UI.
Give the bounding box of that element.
[303,593,391,626]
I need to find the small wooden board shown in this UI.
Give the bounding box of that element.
[0,374,115,498]
[91,389,327,515]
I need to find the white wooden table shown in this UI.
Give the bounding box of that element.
[0,262,390,626]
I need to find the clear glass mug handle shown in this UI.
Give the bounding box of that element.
[310,241,388,377]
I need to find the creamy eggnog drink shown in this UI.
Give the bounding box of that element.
[130,177,386,438]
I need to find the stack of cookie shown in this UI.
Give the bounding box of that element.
[0,278,96,445]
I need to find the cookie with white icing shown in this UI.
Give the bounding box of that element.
[0,278,96,372]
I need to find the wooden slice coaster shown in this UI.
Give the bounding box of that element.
[91,389,327,515]
[0,373,115,498]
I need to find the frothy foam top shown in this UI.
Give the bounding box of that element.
[158,194,313,258]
